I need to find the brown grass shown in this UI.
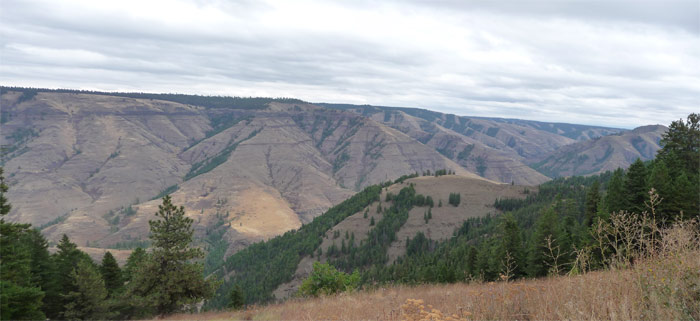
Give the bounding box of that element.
[162,249,698,320]
[160,195,699,321]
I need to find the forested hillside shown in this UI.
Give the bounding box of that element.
[203,113,698,309]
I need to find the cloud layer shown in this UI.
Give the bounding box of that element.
[1,0,698,128]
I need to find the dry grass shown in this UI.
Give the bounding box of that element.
[160,195,699,321]
[163,249,698,320]
[159,215,700,321]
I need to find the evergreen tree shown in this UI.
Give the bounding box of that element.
[0,167,10,215]
[24,228,56,314]
[497,213,524,278]
[624,158,648,214]
[100,251,123,296]
[670,172,696,220]
[128,196,217,315]
[475,241,496,281]
[465,246,477,277]
[370,216,375,226]
[63,260,113,320]
[604,168,626,214]
[0,167,46,320]
[527,207,561,277]
[228,284,245,310]
[647,159,671,221]
[46,234,93,319]
[657,113,699,176]
[584,180,600,227]
[122,247,147,283]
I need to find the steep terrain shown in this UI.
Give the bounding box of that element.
[0,87,629,262]
[272,175,531,300]
[0,90,468,252]
[321,103,624,184]
[530,125,667,177]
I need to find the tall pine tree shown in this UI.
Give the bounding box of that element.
[647,159,671,221]
[122,247,147,283]
[497,213,524,278]
[0,167,46,320]
[624,158,648,215]
[128,196,217,315]
[100,251,123,296]
[604,168,626,214]
[527,207,562,277]
[63,260,114,320]
[584,180,600,227]
[46,234,93,319]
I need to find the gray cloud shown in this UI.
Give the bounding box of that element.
[1,0,698,128]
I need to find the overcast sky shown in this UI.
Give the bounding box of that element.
[1,0,698,128]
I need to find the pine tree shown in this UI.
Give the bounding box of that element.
[670,172,695,220]
[0,167,10,215]
[647,159,671,221]
[657,113,699,176]
[63,260,113,320]
[465,246,477,277]
[370,216,375,226]
[228,284,245,310]
[604,168,626,214]
[24,228,55,307]
[122,247,147,283]
[584,180,600,227]
[0,167,46,320]
[46,234,93,318]
[624,158,648,214]
[497,213,524,278]
[527,207,561,277]
[128,196,217,315]
[100,251,123,296]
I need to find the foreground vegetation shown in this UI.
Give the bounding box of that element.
[0,189,217,320]
[166,218,700,320]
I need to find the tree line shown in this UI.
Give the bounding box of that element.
[0,182,217,320]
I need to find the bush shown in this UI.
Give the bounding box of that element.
[298,262,360,297]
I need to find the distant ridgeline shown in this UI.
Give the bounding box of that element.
[0,86,304,110]
[318,102,623,140]
[204,114,698,310]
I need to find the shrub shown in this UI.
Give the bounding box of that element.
[298,262,360,297]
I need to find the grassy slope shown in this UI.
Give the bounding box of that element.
[165,241,700,321]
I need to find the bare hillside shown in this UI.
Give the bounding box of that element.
[0,91,466,252]
[530,125,667,177]
[321,103,623,184]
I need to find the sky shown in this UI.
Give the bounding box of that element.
[1,0,698,128]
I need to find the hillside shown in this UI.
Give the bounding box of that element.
[0,89,469,251]
[0,87,626,255]
[321,103,624,184]
[530,125,667,177]
[173,248,700,321]
[205,173,531,308]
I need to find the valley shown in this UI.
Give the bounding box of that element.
[0,87,658,259]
